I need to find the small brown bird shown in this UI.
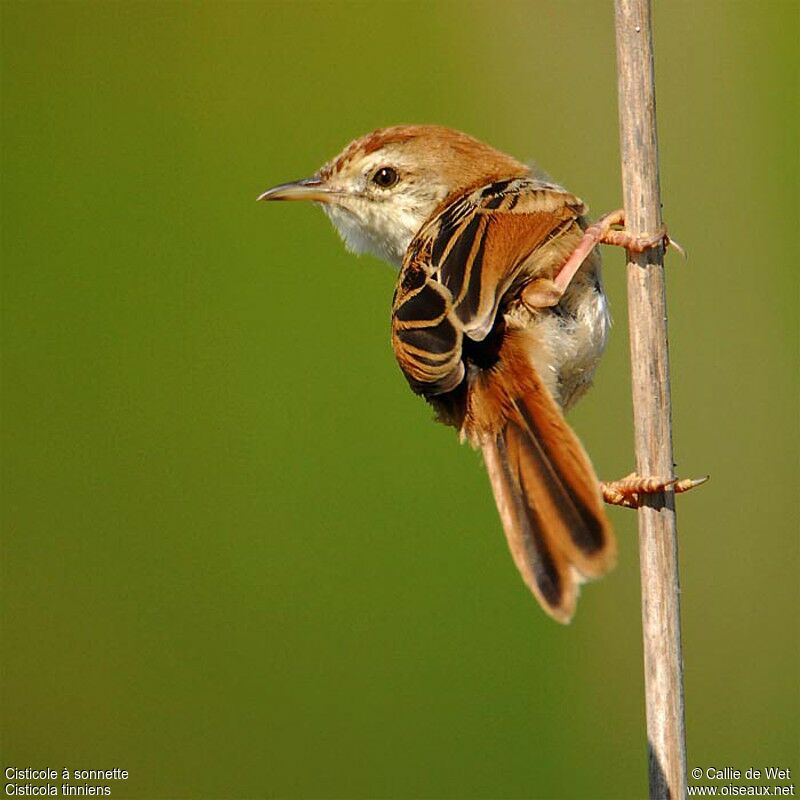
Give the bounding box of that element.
[259,125,687,622]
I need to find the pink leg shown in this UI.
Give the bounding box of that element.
[553,209,676,295]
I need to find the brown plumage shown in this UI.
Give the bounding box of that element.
[259,125,617,622]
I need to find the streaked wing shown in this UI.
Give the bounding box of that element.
[390,259,465,395]
[392,178,586,396]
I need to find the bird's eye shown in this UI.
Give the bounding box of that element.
[371,166,399,189]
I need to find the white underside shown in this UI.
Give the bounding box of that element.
[510,252,610,411]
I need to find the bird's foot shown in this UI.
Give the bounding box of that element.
[552,209,684,298]
[600,472,708,509]
[584,209,682,255]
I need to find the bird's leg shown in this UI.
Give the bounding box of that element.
[600,472,708,509]
[520,210,704,511]
[551,209,680,297]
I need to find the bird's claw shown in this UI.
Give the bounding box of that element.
[589,209,684,257]
[600,472,708,509]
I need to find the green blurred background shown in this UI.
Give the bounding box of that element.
[2,2,797,798]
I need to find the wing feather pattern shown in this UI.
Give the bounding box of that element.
[392,178,587,393]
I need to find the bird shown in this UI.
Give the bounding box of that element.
[258,125,694,623]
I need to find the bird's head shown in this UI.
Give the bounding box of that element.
[259,125,530,267]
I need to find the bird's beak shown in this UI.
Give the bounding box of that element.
[257,177,333,204]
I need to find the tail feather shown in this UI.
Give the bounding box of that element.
[470,331,616,623]
[484,432,574,620]
[511,393,614,579]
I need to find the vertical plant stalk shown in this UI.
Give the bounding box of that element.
[613,1,687,798]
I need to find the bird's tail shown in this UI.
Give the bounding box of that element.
[467,329,616,623]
